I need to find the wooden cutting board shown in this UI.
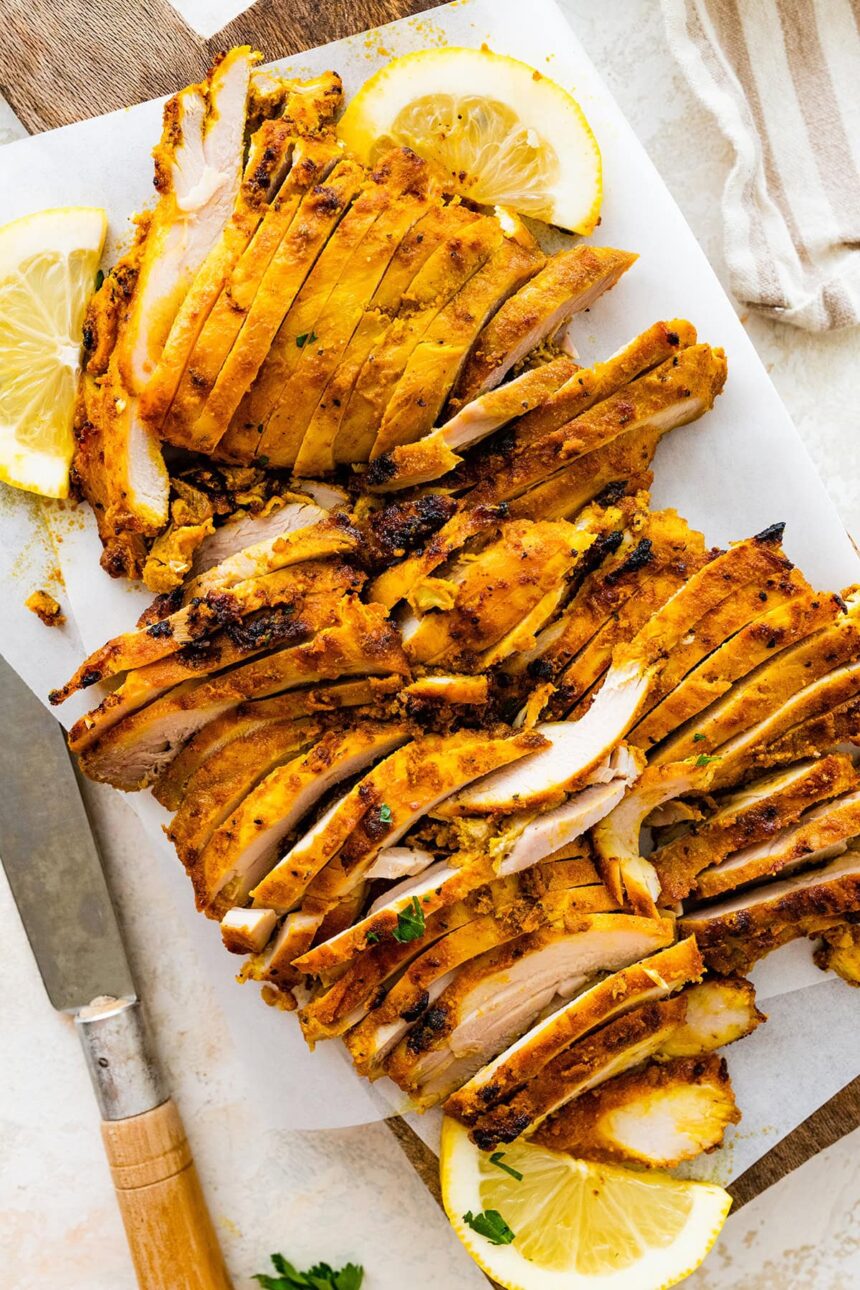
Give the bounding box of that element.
[2,0,856,1216]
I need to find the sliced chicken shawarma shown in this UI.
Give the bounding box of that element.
[469,974,761,1149]
[74,49,253,575]
[64,608,315,753]
[658,978,764,1058]
[298,857,604,1044]
[167,716,325,869]
[246,149,441,467]
[392,940,683,1118]
[139,72,344,433]
[694,785,860,899]
[78,601,408,789]
[369,224,545,457]
[457,344,727,510]
[191,721,411,915]
[704,659,860,790]
[631,582,838,748]
[220,906,279,956]
[171,152,365,454]
[251,728,546,915]
[154,677,395,810]
[153,133,342,449]
[364,356,579,493]
[592,760,717,914]
[332,212,507,463]
[651,754,858,902]
[444,530,793,815]
[532,1054,740,1167]
[53,557,362,702]
[400,518,594,668]
[680,850,860,974]
[445,934,698,1126]
[649,606,860,767]
[450,245,637,409]
[489,745,644,876]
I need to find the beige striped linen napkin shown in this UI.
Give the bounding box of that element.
[661,0,860,331]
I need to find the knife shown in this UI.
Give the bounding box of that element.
[0,655,233,1290]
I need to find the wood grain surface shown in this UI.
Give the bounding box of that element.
[0,0,446,132]
[1,0,856,1212]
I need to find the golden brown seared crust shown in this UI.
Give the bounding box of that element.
[167,716,322,868]
[652,753,858,903]
[814,919,860,986]
[551,512,710,719]
[631,573,829,747]
[461,344,727,510]
[761,692,860,766]
[469,995,688,1151]
[445,935,702,1126]
[403,518,591,669]
[53,559,362,705]
[369,228,546,458]
[680,853,860,974]
[453,319,697,494]
[533,1054,739,1166]
[451,245,638,410]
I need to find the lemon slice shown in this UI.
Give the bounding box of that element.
[339,47,601,234]
[0,206,107,499]
[441,1116,731,1289]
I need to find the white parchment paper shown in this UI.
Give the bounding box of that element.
[0,0,857,1168]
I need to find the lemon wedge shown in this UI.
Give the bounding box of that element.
[0,206,107,499]
[339,47,601,234]
[440,1116,731,1289]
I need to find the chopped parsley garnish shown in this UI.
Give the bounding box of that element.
[257,423,265,434]
[393,895,425,943]
[692,732,706,742]
[489,1151,524,1182]
[257,455,270,467]
[253,1252,363,1289]
[378,803,393,824]
[296,330,319,348]
[365,931,380,945]
[94,268,105,291]
[696,753,719,766]
[463,1209,516,1246]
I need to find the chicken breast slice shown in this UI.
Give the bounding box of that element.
[78,603,408,789]
[695,785,860,899]
[386,919,679,1111]
[446,934,697,1125]
[680,850,860,973]
[651,754,857,902]
[140,72,343,431]
[369,224,545,457]
[252,729,546,916]
[192,722,411,915]
[450,245,637,408]
[532,1054,739,1167]
[468,995,689,1149]
[364,357,578,493]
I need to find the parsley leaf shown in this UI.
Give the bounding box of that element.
[489,1151,524,1182]
[692,732,706,742]
[393,895,425,943]
[257,455,270,467]
[296,330,319,348]
[463,1209,516,1245]
[365,931,380,945]
[696,753,719,766]
[94,268,105,291]
[254,1253,364,1289]
[378,802,392,824]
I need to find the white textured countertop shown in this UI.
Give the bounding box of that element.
[0,2,857,1287]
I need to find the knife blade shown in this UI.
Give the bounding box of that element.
[0,654,232,1290]
[0,653,134,1009]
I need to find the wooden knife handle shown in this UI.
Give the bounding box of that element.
[101,1098,233,1290]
